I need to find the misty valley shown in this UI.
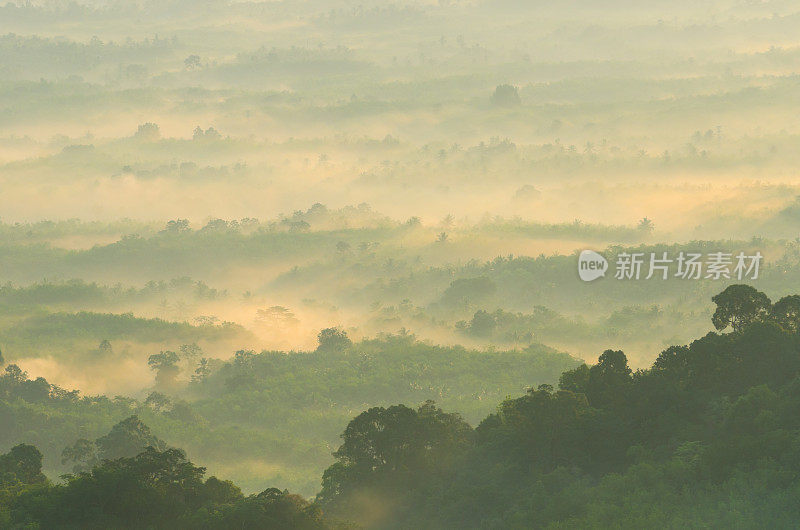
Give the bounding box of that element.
[3,0,800,528]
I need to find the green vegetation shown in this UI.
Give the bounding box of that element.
[4,445,338,529]
[314,286,800,527]
[0,331,578,495]
[3,0,800,526]
[3,286,800,528]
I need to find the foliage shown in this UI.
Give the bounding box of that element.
[0,333,578,496]
[316,286,800,528]
[8,446,339,529]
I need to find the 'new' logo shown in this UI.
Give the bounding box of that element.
[578,250,608,282]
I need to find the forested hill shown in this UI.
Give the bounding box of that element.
[318,284,800,528]
[4,285,800,528]
[0,334,578,496]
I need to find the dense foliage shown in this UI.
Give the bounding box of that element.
[0,333,578,495]
[4,0,800,527]
[3,445,339,529]
[3,286,800,527]
[314,286,800,527]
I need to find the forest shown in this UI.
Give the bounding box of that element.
[3,0,800,527]
[3,285,800,528]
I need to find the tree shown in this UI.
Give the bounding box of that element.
[318,402,472,511]
[233,349,256,367]
[62,416,167,474]
[711,284,771,332]
[3,364,25,384]
[95,416,166,460]
[0,444,46,486]
[162,219,190,233]
[97,340,113,356]
[179,343,203,361]
[201,219,228,233]
[592,349,631,378]
[585,349,632,409]
[134,122,160,140]
[148,351,181,389]
[491,84,521,107]
[469,310,497,337]
[476,385,590,472]
[145,391,172,412]
[559,364,590,393]
[204,127,221,140]
[61,438,99,473]
[558,351,632,410]
[637,217,655,233]
[193,126,221,141]
[191,358,211,384]
[652,345,691,374]
[316,328,352,352]
[0,364,27,399]
[770,295,800,333]
[18,376,51,402]
[255,307,298,329]
[184,54,201,69]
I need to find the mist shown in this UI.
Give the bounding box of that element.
[2,0,800,525]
